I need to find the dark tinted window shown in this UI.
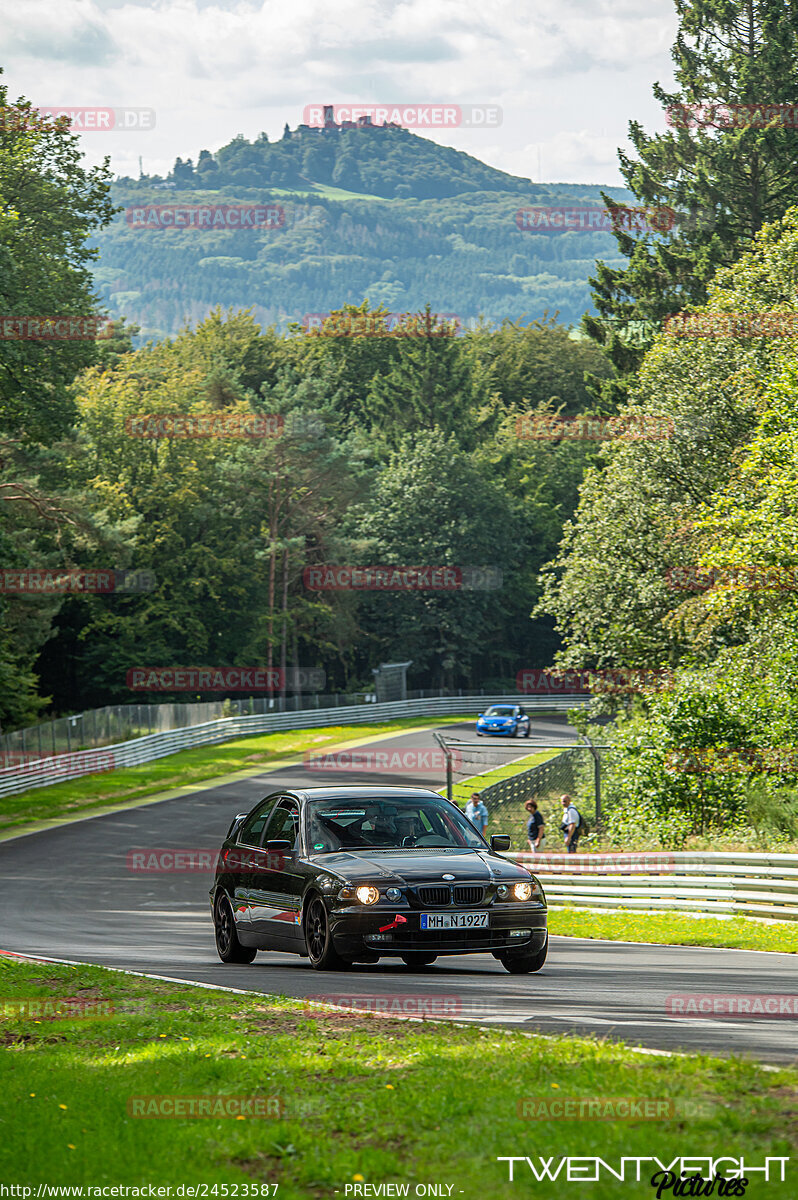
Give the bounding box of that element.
[264,802,300,849]
[238,796,280,846]
[305,796,485,852]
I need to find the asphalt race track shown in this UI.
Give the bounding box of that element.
[1,718,796,1064]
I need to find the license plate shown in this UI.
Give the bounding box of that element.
[420,912,489,930]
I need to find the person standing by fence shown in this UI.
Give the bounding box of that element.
[465,791,488,838]
[560,794,581,853]
[524,799,545,853]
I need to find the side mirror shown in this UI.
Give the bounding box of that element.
[490,834,511,852]
[266,839,292,852]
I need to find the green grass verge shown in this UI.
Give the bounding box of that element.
[446,748,559,808]
[548,909,798,953]
[0,716,473,837]
[1,957,795,1195]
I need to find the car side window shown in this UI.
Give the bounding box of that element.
[262,801,300,850]
[238,796,280,847]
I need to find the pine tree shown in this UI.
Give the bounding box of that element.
[586,0,798,408]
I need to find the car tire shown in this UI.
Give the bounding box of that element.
[511,725,519,738]
[400,953,437,968]
[476,731,483,737]
[499,936,548,975]
[214,893,257,964]
[524,723,531,737]
[304,894,351,971]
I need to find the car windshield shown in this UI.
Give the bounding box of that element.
[305,796,487,852]
[485,706,515,716]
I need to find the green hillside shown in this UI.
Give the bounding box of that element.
[93,121,634,338]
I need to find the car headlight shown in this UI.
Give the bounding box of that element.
[337,884,380,903]
[496,881,537,901]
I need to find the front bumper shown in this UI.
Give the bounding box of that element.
[477,724,516,736]
[329,903,547,956]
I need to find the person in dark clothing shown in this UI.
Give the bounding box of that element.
[524,798,545,853]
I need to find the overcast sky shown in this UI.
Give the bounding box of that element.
[3,0,679,185]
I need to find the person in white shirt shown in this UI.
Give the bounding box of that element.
[560,794,581,853]
[465,792,488,838]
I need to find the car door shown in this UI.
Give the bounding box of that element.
[249,797,304,947]
[232,794,282,932]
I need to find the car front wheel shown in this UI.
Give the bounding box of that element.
[498,936,547,975]
[304,895,351,970]
[214,893,257,964]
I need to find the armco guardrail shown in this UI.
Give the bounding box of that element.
[509,851,798,921]
[0,694,589,799]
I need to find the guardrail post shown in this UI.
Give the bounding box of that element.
[433,731,453,804]
[578,733,602,834]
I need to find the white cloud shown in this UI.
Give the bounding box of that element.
[1,0,679,183]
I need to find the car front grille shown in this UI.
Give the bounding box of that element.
[414,884,486,906]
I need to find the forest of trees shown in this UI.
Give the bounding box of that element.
[93,127,637,338]
[5,0,798,847]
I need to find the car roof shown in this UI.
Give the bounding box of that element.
[278,785,451,803]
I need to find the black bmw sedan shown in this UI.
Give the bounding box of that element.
[210,785,547,973]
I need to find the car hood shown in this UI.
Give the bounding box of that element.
[309,848,532,885]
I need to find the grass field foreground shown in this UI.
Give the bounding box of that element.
[1,956,795,1197]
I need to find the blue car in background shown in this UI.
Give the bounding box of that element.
[476,704,531,738]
